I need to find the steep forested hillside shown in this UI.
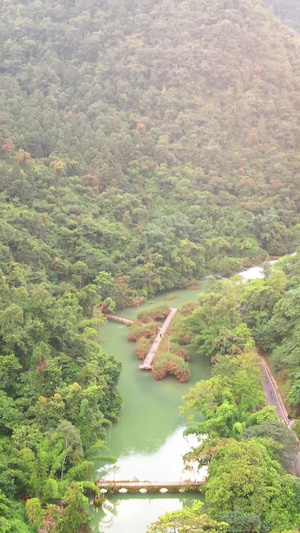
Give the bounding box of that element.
[149,274,300,532]
[1,0,300,303]
[156,267,300,532]
[1,0,300,530]
[263,0,300,33]
[241,253,300,424]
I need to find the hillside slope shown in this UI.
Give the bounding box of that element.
[0,0,300,303]
[1,2,300,529]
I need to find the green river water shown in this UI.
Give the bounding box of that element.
[89,283,211,532]
[90,265,268,532]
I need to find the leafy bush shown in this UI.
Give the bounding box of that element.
[128,322,158,342]
[152,352,191,383]
[136,305,170,323]
[135,337,150,361]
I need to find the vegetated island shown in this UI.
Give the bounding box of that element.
[128,304,191,382]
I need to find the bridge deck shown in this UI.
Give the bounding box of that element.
[103,314,134,325]
[139,308,178,370]
[96,480,205,494]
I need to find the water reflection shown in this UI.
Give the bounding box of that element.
[90,495,201,533]
[92,267,272,531]
[98,428,207,483]
[91,285,211,532]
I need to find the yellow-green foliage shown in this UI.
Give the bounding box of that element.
[135,336,150,360]
[128,321,158,342]
[152,352,191,383]
[136,305,170,323]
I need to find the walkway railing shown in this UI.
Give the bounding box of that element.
[96,479,205,494]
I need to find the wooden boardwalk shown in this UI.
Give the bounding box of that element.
[96,479,205,494]
[139,308,178,370]
[103,308,178,372]
[103,314,134,325]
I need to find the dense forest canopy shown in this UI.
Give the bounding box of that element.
[241,253,300,420]
[1,0,300,531]
[1,0,300,305]
[158,271,300,532]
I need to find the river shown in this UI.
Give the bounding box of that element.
[89,266,273,532]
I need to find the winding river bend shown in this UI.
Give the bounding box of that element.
[90,267,268,532]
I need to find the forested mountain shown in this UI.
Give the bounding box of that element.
[263,0,300,33]
[1,0,300,531]
[1,0,300,303]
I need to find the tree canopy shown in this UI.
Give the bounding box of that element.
[165,274,300,532]
[1,0,300,530]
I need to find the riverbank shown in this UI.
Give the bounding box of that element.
[90,284,211,532]
[91,258,300,531]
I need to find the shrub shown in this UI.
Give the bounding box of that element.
[136,305,170,323]
[165,294,177,301]
[181,302,197,317]
[135,337,150,360]
[152,352,191,383]
[173,344,189,360]
[128,321,158,342]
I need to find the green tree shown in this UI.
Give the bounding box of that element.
[220,507,263,533]
[241,420,299,472]
[147,501,228,532]
[55,420,82,481]
[205,440,300,531]
[58,483,90,533]
[182,351,266,440]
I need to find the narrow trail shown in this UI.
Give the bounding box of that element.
[139,308,178,370]
[259,356,300,477]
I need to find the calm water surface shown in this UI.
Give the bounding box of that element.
[90,284,210,532]
[90,265,279,532]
